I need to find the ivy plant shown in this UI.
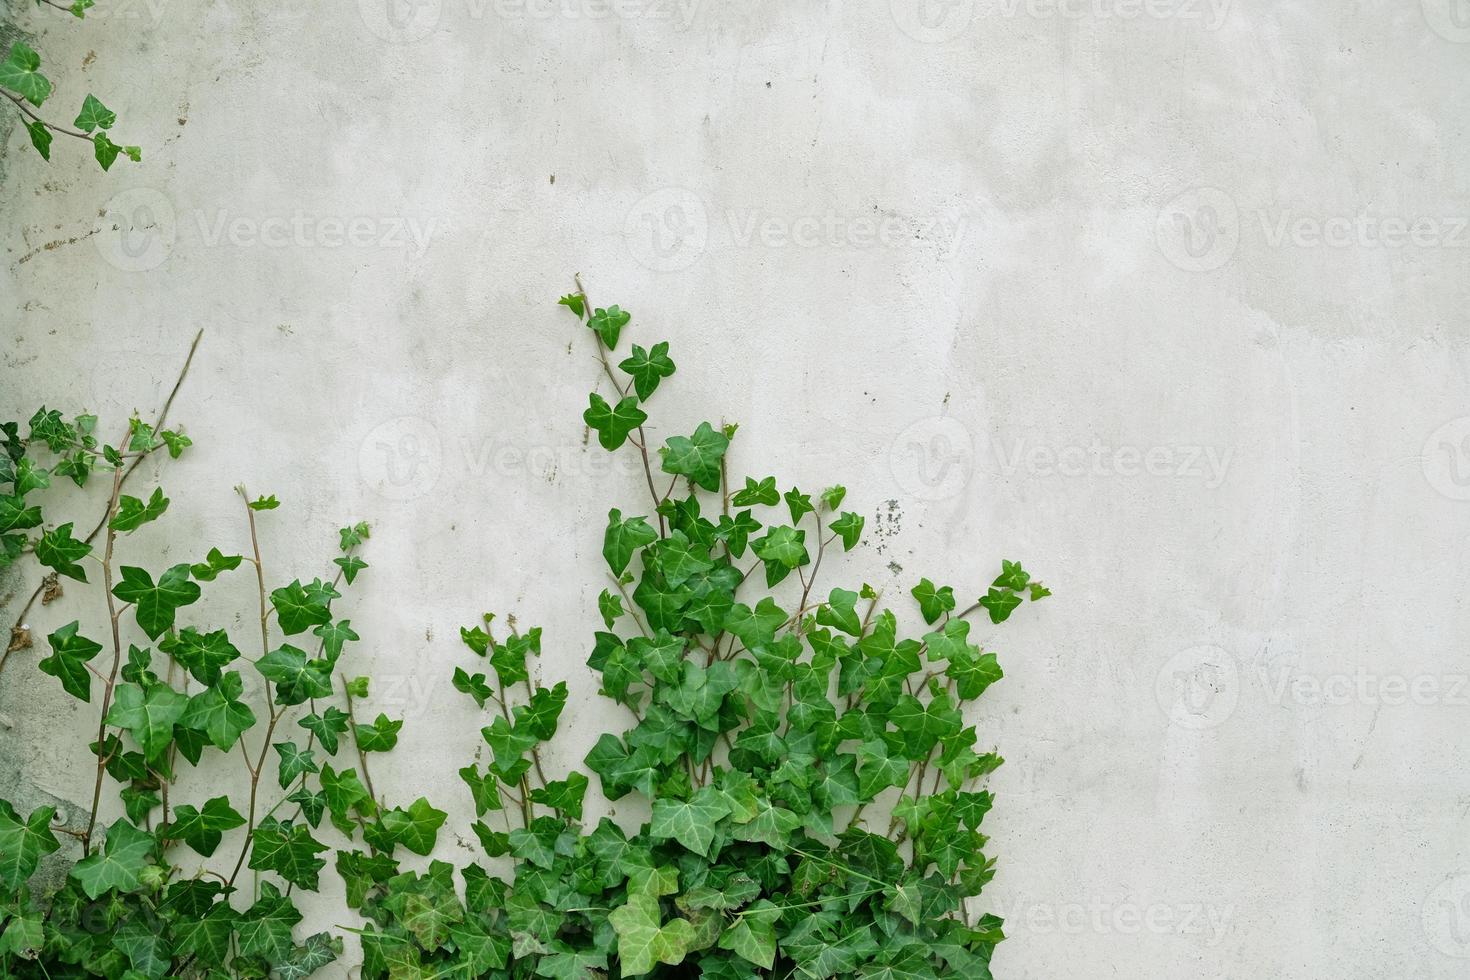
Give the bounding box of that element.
[346,285,1050,979]
[2,0,140,169]
[0,334,421,977]
[1,287,1049,979]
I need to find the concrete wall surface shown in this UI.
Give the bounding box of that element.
[3,1,1469,977]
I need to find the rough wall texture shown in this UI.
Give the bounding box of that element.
[3,1,1469,977]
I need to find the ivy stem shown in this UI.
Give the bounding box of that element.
[80,464,126,851]
[1,89,91,142]
[340,673,379,804]
[1,329,201,675]
[795,512,826,624]
[573,274,666,536]
[226,489,282,887]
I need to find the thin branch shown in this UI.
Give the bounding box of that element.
[1,89,90,142]
[341,672,378,804]
[80,465,126,851]
[227,490,281,887]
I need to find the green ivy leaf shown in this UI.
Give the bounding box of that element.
[109,487,169,532]
[660,422,729,492]
[24,119,51,160]
[731,476,779,507]
[275,741,319,787]
[0,43,51,107]
[172,901,237,965]
[161,626,240,685]
[111,563,200,639]
[557,293,585,319]
[312,619,359,660]
[39,620,102,701]
[70,819,155,898]
[717,900,781,969]
[584,393,647,451]
[618,341,676,400]
[299,707,350,754]
[249,817,328,890]
[0,495,41,534]
[380,797,447,856]
[163,796,244,857]
[270,579,334,635]
[977,588,1022,624]
[888,691,963,758]
[459,764,503,816]
[911,578,956,625]
[784,487,814,524]
[355,713,402,752]
[235,882,302,961]
[598,588,624,628]
[649,787,731,858]
[588,305,631,348]
[0,911,42,961]
[105,681,187,763]
[603,508,658,575]
[452,666,493,708]
[830,511,865,551]
[73,93,116,132]
[0,802,59,890]
[530,772,589,820]
[179,670,256,750]
[256,644,332,705]
[608,889,696,976]
[189,546,242,582]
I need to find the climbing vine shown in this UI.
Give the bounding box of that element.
[0,284,1049,978]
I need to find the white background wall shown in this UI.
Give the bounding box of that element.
[3,1,1469,977]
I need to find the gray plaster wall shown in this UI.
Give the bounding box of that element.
[3,1,1469,977]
